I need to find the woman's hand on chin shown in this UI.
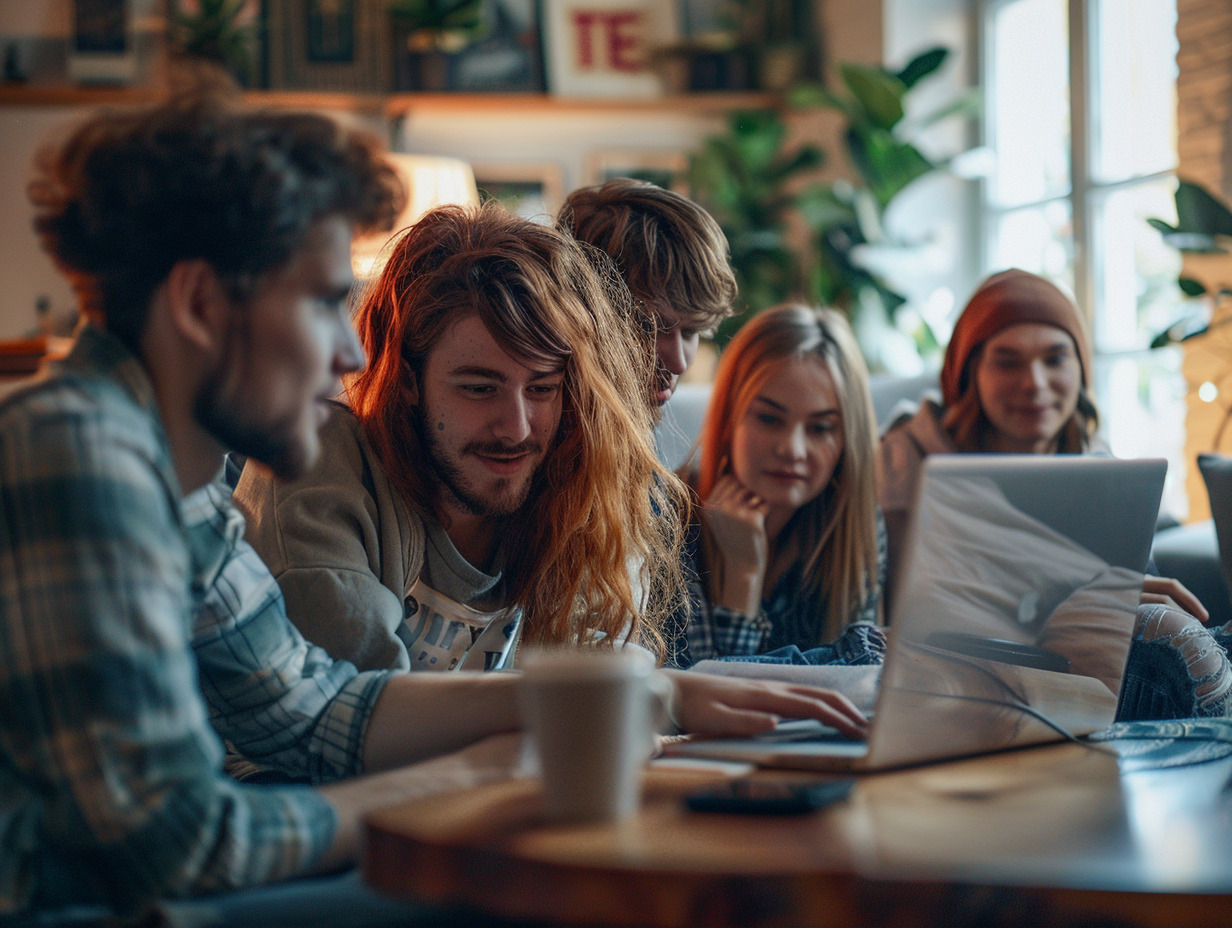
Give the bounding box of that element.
[703,474,770,613]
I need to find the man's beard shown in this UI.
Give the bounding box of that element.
[194,355,309,483]
[416,409,543,518]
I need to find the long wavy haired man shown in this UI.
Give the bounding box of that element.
[235,201,689,669]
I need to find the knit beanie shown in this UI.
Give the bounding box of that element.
[941,269,1092,406]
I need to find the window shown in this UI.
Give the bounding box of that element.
[981,0,1186,513]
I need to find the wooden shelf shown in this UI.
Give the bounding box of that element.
[382,91,776,118]
[0,84,158,107]
[0,83,776,119]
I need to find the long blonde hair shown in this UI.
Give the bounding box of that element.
[347,202,687,658]
[695,304,879,641]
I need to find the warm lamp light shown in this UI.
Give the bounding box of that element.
[351,152,480,277]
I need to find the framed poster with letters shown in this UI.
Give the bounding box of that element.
[542,0,678,97]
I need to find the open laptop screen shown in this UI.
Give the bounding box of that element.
[866,455,1166,769]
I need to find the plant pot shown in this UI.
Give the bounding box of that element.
[753,42,806,92]
[392,26,455,92]
[404,49,451,91]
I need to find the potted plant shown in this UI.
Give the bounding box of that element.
[1149,180,1232,346]
[389,0,485,91]
[789,47,978,364]
[687,46,978,361]
[168,0,258,87]
[736,0,818,91]
[687,107,824,345]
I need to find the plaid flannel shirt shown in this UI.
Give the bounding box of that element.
[671,510,887,668]
[0,326,386,914]
[186,480,389,782]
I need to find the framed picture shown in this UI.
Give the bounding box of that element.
[542,0,678,97]
[266,0,391,92]
[69,0,136,84]
[584,149,689,192]
[447,0,545,92]
[305,0,356,62]
[472,162,566,224]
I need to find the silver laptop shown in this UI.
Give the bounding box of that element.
[664,454,1167,772]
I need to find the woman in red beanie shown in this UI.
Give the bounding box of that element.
[879,268,1098,556]
[877,269,1232,720]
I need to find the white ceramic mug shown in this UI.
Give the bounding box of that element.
[518,648,673,821]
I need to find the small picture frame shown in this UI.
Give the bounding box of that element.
[472,162,566,224]
[266,0,392,92]
[584,149,689,192]
[69,0,137,84]
[305,0,356,62]
[542,0,678,97]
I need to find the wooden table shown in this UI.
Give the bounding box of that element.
[363,742,1232,927]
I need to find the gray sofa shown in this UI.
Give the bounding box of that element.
[653,370,941,472]
[1152,454,1232,626]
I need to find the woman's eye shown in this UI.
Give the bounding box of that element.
[755,413,781,426]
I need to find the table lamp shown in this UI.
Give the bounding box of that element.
[351,152,480,278]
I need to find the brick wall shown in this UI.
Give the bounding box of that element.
[1178,0,1232,519]
[1176,0,1232,193]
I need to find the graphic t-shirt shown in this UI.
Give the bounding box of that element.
[398,521,522,671]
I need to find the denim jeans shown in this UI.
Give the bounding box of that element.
[1116,604,1232,721]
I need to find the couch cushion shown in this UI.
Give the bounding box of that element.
[1151,519,1232,626]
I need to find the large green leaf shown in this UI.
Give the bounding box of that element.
[840,64,906,130]
[895,47,948,89]
[1174,180,1232,236]
[785,81,849,115]
[846,128,934,207]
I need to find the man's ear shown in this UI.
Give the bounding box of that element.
[162,258,232,353]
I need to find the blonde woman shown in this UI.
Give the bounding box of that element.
[669,304,886,668]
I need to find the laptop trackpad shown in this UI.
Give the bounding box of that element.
[753,718,868,744]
